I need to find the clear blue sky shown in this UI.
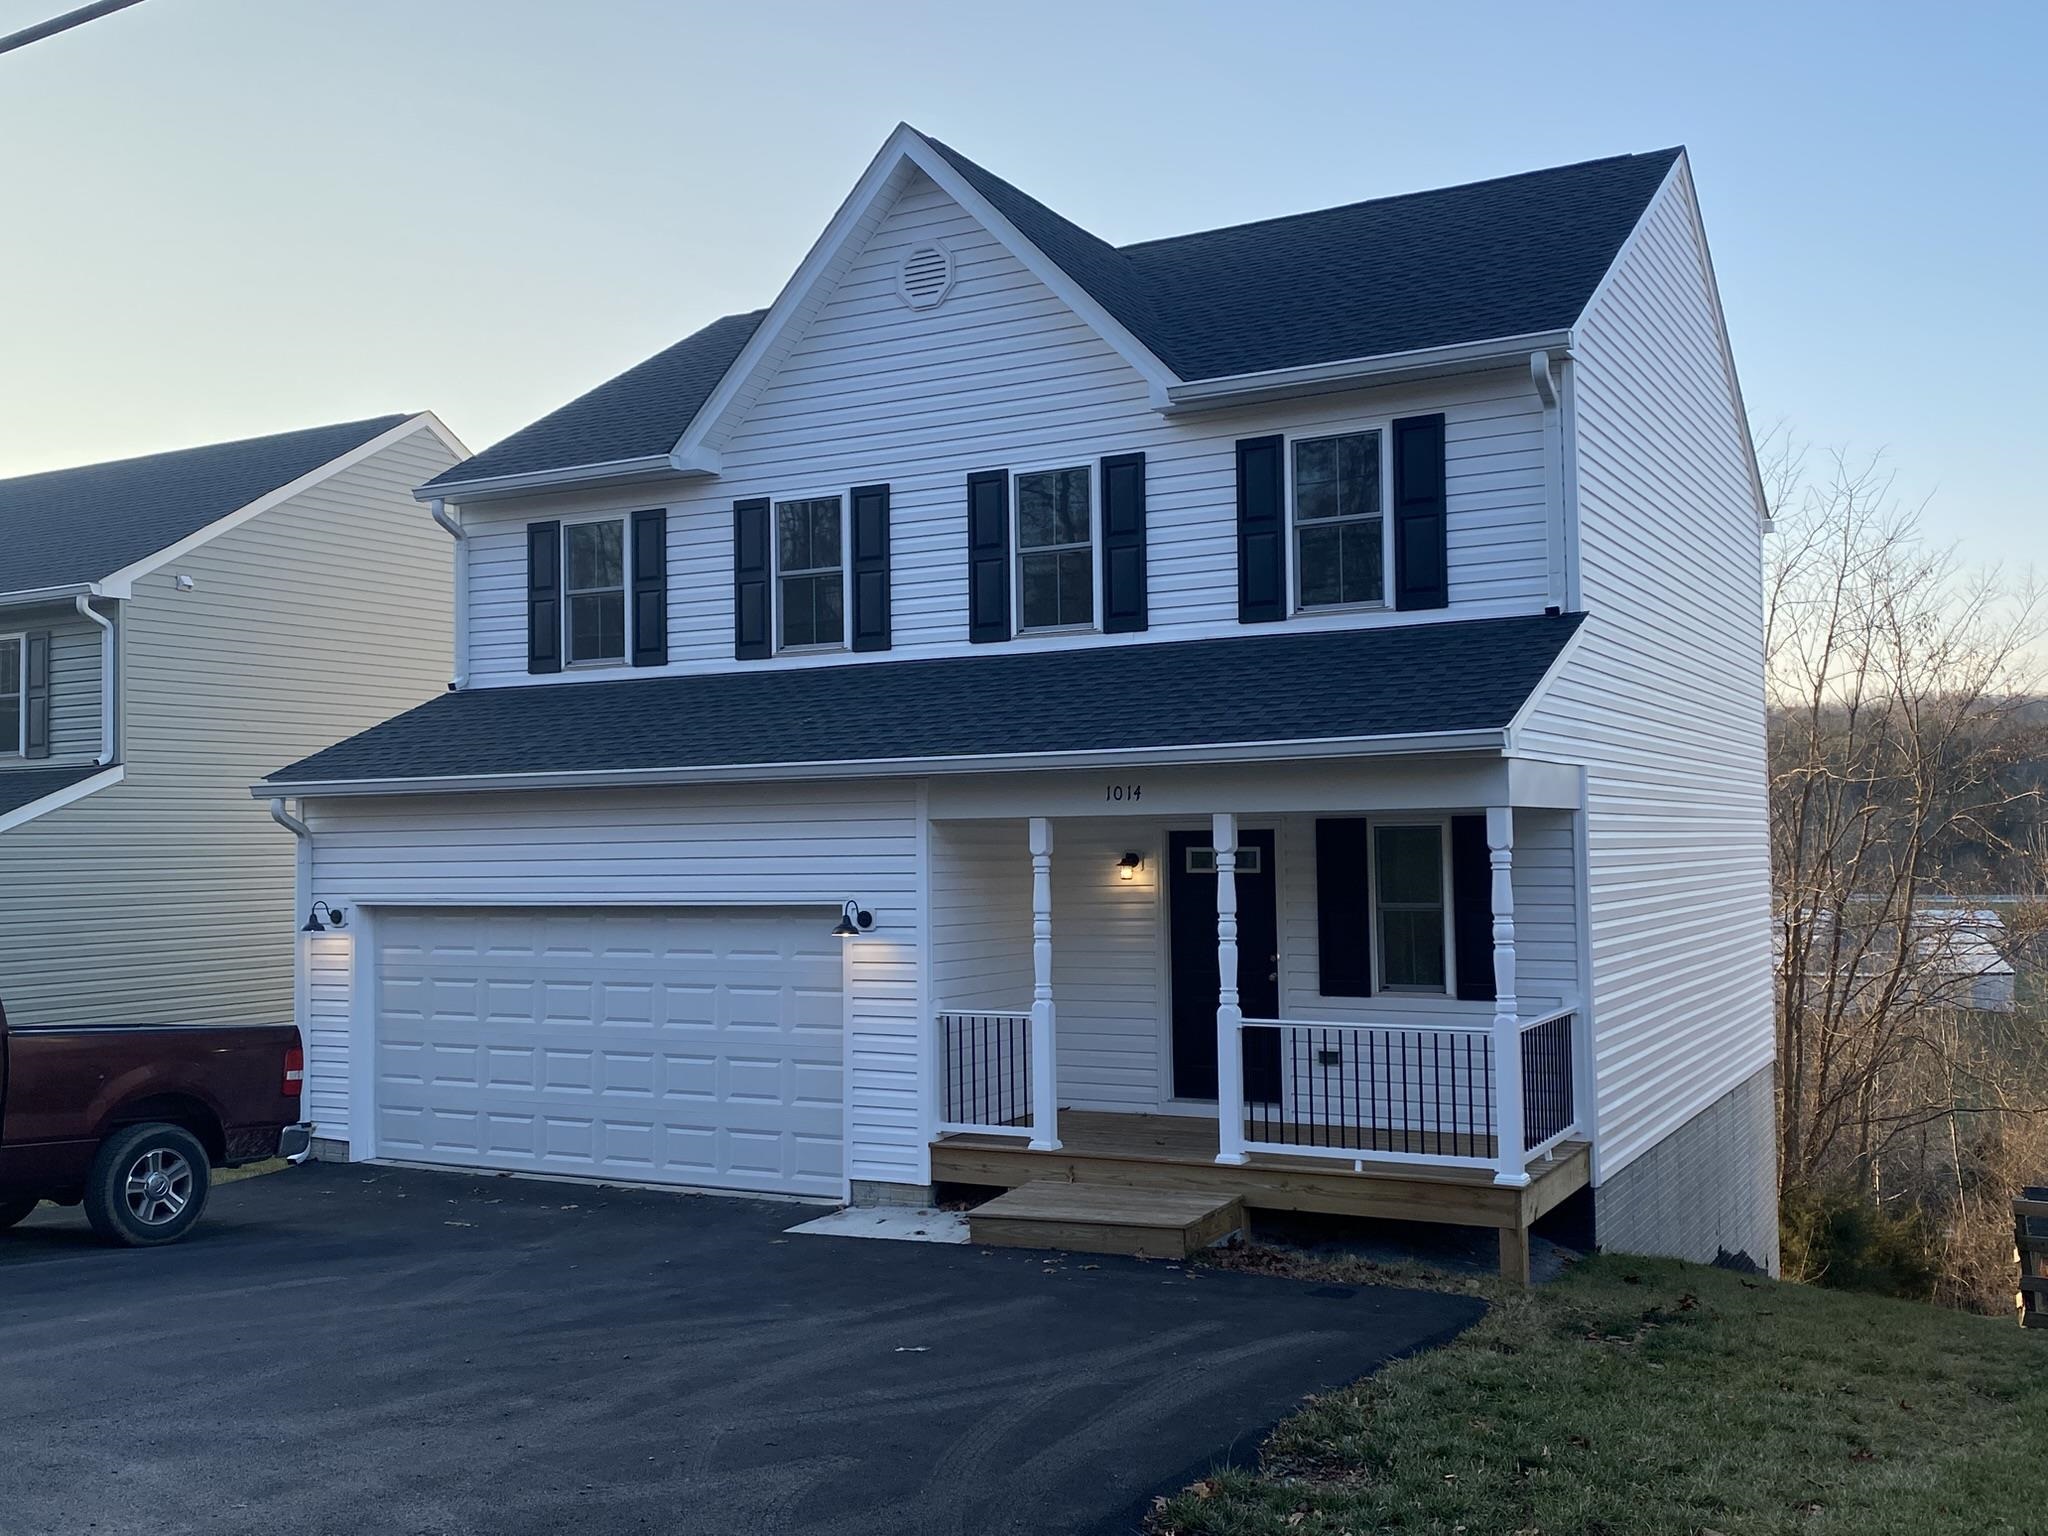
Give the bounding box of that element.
[2,0,2041,571]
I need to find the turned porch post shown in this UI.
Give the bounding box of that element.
[1213,812,1249,1165]
[1027,816,1061,1150]
[1488,806,1529,1187]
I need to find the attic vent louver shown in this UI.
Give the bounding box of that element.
[897,244,955,310]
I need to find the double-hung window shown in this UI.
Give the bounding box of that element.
[563,518,628,665]
[1015,466,1093,632]
[775,495,846,650]
[1372,822,1449,991]
[0,636,19,754]
[1293,430,1386,610]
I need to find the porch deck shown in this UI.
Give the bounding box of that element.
[932,1111,1590,1283]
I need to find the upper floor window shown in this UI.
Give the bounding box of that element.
[776,495,846,650]
[0,636,19,754]
[1015,466,1093,632]
[564,518,627,665]
[1372,822,1449,992]
[1292,430,1386,610]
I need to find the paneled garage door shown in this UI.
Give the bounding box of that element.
[373,907,845,1198]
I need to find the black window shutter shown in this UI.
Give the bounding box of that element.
[526,521,561,675]
[1236,435,1285,623]
[1100,451,1147,634]
[630,508,667,667]
[966,469,1009,643]
[850,483,891,652]
[733,498,771,660]
[1451,814,1496,1001]
[1314,818,1373,997]
[1392,413,1449,610]
[22,632,50,759]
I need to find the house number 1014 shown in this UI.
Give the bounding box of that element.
[1105,783,1142,802]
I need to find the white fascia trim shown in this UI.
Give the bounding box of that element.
[670,125,1182,468]
[252,728,1508,801]
[0,582,101,608]
[1161,330,1576,412]
[98,413,470,592]
[410,451,711,506]
[0,765,124,833]
[1501,619,1591,746]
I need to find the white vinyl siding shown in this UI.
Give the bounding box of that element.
[299,781,925,1188]
[453,168,1555,686]
[0,425,460,1029]
[1515,161,1773,1183]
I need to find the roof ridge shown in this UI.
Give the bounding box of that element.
[0,412,414,491]
[1117,147,1684,254]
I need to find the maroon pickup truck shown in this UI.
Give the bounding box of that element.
[0,1002,311,1245]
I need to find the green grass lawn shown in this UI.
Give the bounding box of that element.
[1153,1252,2046,1536]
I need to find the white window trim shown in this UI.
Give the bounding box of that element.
[769,488,851,654]
[1284,421,1395,617]
[0,632,23,757]
[1364,815,1456,996]
[1009,461,1101,637]
[559,512,632,670]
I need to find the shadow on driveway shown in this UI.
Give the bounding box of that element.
[0,1163,1483,1535]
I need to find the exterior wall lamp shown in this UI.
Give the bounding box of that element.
[1117,852,1144,881]
[301,900,347,933]
[830,899,875,938]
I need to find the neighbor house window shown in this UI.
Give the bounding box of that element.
[1373,823,1447,991]
[775,495,845,650]
[1015,466,1093,631]
[0,637,19,754]
[563,519,627,664]
[1293,430,1385,609]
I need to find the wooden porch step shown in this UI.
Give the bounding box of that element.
[967,1180,1244,1259]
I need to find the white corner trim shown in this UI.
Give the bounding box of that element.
[99,414,469,591]
[0,764,124,833]
[669,125,1182,470]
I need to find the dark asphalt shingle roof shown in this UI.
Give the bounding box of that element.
[0,416,414,595]
[421,311,766,492]
[267,614,1581,787]
[427,138,1680,493]
[0,764,109,820]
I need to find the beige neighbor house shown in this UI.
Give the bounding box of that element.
[0,414,465,1031]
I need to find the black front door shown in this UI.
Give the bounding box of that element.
[1167,828,1280,1102]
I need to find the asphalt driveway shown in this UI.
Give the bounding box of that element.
[0,1163,1483,1536]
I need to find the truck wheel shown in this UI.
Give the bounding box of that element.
[0,1198,37,1230]
[83,1124,211,1247]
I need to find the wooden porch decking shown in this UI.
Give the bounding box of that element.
[932,1111,1590,1283]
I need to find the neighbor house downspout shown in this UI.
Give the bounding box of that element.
[428,498,468,690]
[73,593,115,766]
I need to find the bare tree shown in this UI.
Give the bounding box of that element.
[1766,431,2048,1233]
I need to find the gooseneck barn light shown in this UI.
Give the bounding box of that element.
[830,899,875,939]
[301,901,348,933]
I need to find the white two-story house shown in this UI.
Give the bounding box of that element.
[260,128,1776,1279]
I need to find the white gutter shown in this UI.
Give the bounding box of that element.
[0,581,98,608]
[72,594,115,765]
[252,728,1511,801]
[427,499,469,690]
[409,452,698,506]
[1162,330,1575,412]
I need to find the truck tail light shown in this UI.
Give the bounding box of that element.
[283,1045,305,1098]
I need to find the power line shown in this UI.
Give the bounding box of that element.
[0,0,148,58]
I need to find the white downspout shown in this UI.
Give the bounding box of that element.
[74,593,114,766]
[270,796,313,1056]
[1530,350,1567,614]
[428,497,468,690]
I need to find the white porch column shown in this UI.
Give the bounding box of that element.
[1027,816,1061,1151]
[1488,806,1529,1187]
[1213,812,1248,1165]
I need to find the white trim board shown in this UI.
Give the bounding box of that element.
[0,764,124,834]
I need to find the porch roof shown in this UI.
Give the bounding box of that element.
[262,613,1582,794]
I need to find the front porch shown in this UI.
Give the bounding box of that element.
[923,786,1592,1282]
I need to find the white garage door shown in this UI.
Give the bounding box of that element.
[373,907,845,1198]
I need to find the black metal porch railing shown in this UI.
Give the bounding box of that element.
[1521,1010,1576,1152]
[1239,1022,1498,1161]
[937,1011,1032,1130]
